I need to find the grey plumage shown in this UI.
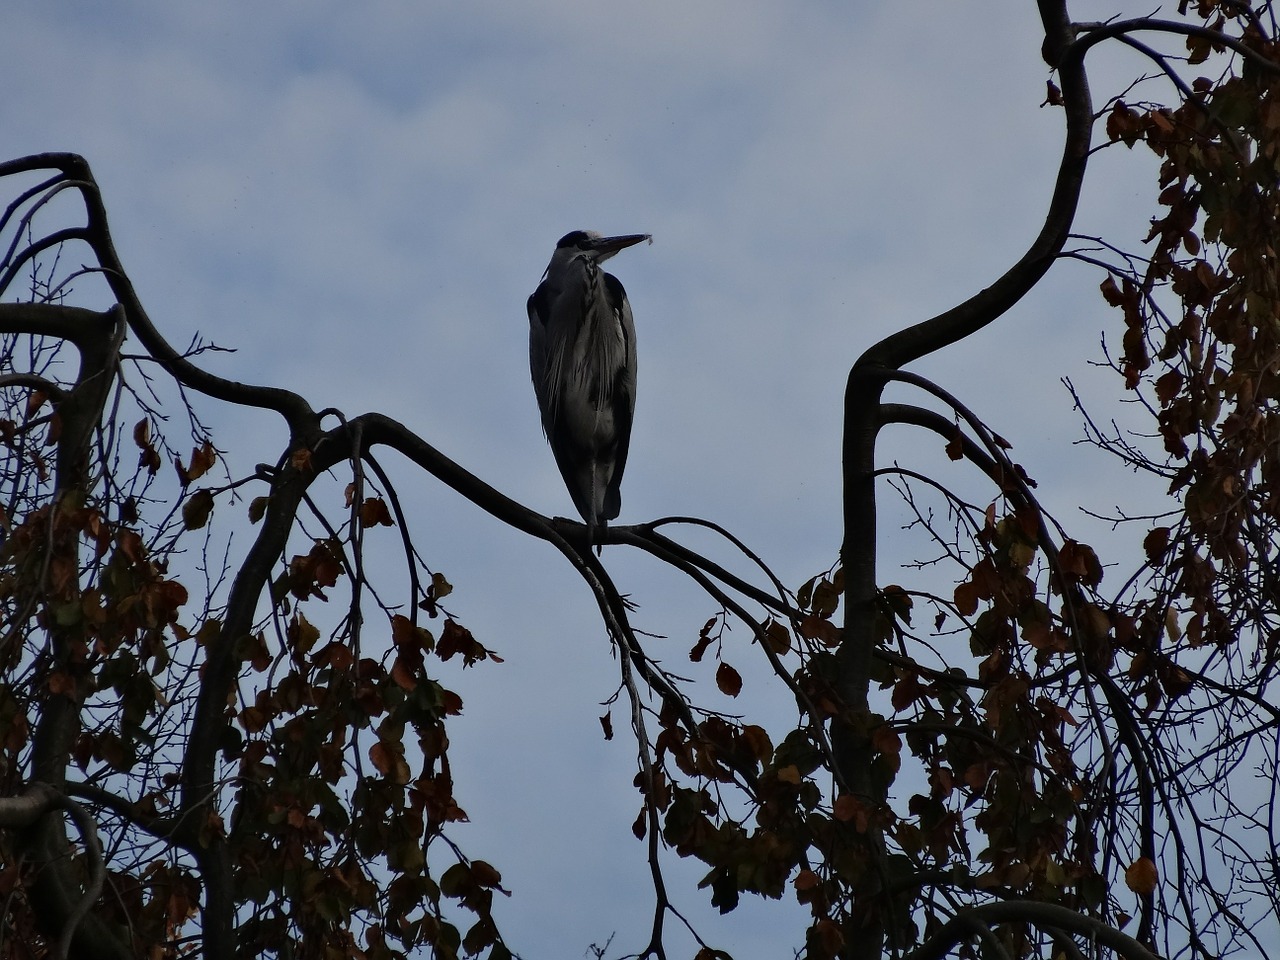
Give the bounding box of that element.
[528,230,649,544]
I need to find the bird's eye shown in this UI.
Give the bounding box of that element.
[556,230,592,250]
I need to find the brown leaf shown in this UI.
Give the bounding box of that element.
[390,656,417,691]
[182,489,214,530]
[798,614,840,646]
[741,724,772,763]
[763,618,791,654]
[715,662,742,698]
[437,618,493,666]
[954,579,982,617]
[390,614,433,656]
[139,442,161,475]
[359,497,394,527]
[1058,540,1103,587]
[945,427,964,461]
[48,671,76,696]
[441,689,463,715]
[832,794,860,822]
[881,584,912,624]
[1100,275,1124,306]
[812,919,845,956]
[248,496,269,524]
[44,411,61,446]
[430,571,452,600]
[184,441,217,483]
[369,741,411,785]
[1106,102,1141,146]
[891,672,923,712]
[117,530,146,565]
[793,869,820,892]
[1125,856,1158,895]
[871,724,902,756]
[1155,370,1183,406]
[471,860,504,890]
[313,640,353,671]
[1143,527,1170,564]
[776,764,802,785]
[689,633,713,663]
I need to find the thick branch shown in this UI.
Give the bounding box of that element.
[836,6,1093,955]
[0,154,319,433]
[857,15,1091,372]
[905,901,1162,960]
[1072,17,1280,73]
[0,783,122,960]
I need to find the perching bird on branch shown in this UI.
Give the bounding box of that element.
[528,230,650,547]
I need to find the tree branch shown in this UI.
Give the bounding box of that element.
[0,784,126,960]
[905,901,1163,960]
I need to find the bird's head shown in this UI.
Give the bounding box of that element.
[545,230,651,277]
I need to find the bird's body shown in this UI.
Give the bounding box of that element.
[528,230,649,545]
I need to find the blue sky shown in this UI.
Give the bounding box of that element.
[3,2,1174,955]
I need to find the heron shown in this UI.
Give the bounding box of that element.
[528,230,650,547]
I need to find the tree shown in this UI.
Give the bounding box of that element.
[2,3,1280,959]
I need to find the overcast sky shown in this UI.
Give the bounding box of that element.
[4,2,1175,956]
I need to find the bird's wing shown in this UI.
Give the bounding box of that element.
[527,283,552,434]
[531,280,594,522]
[601,273,637,521]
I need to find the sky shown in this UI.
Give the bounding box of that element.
[3,2,1178,956]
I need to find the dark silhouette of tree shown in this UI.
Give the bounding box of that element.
[2,3,1280,959]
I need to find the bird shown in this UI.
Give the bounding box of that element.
[528,230,650,547]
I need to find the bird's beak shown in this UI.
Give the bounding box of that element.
[590,233,651,262]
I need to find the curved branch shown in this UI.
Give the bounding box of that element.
[63,780,197,852]
[0,783,126,960]
[622,519,800,618]
[0,372,67,400]
[0,301,118,351]
[1071,17,1280,74]
[0,225,91,296]
[905,900,1163,960]
[646,515,797,605]
[352,411,556,540]
[0,154,319,431]
[879,401,1032,501]
[0,170,63,251]
[836,22,1095,945]
[342,414,704,735]
[856,8,1093,372]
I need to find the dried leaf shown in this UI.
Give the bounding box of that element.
[248,496,269,524]
[1125,856,1158,895]
[182,489,214,530]
[763,618,791,654]
[715,662,742,698]
[954,579,981,617]
[184,441,217,483]
[359,497,394,527]
[794,869,820,892]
